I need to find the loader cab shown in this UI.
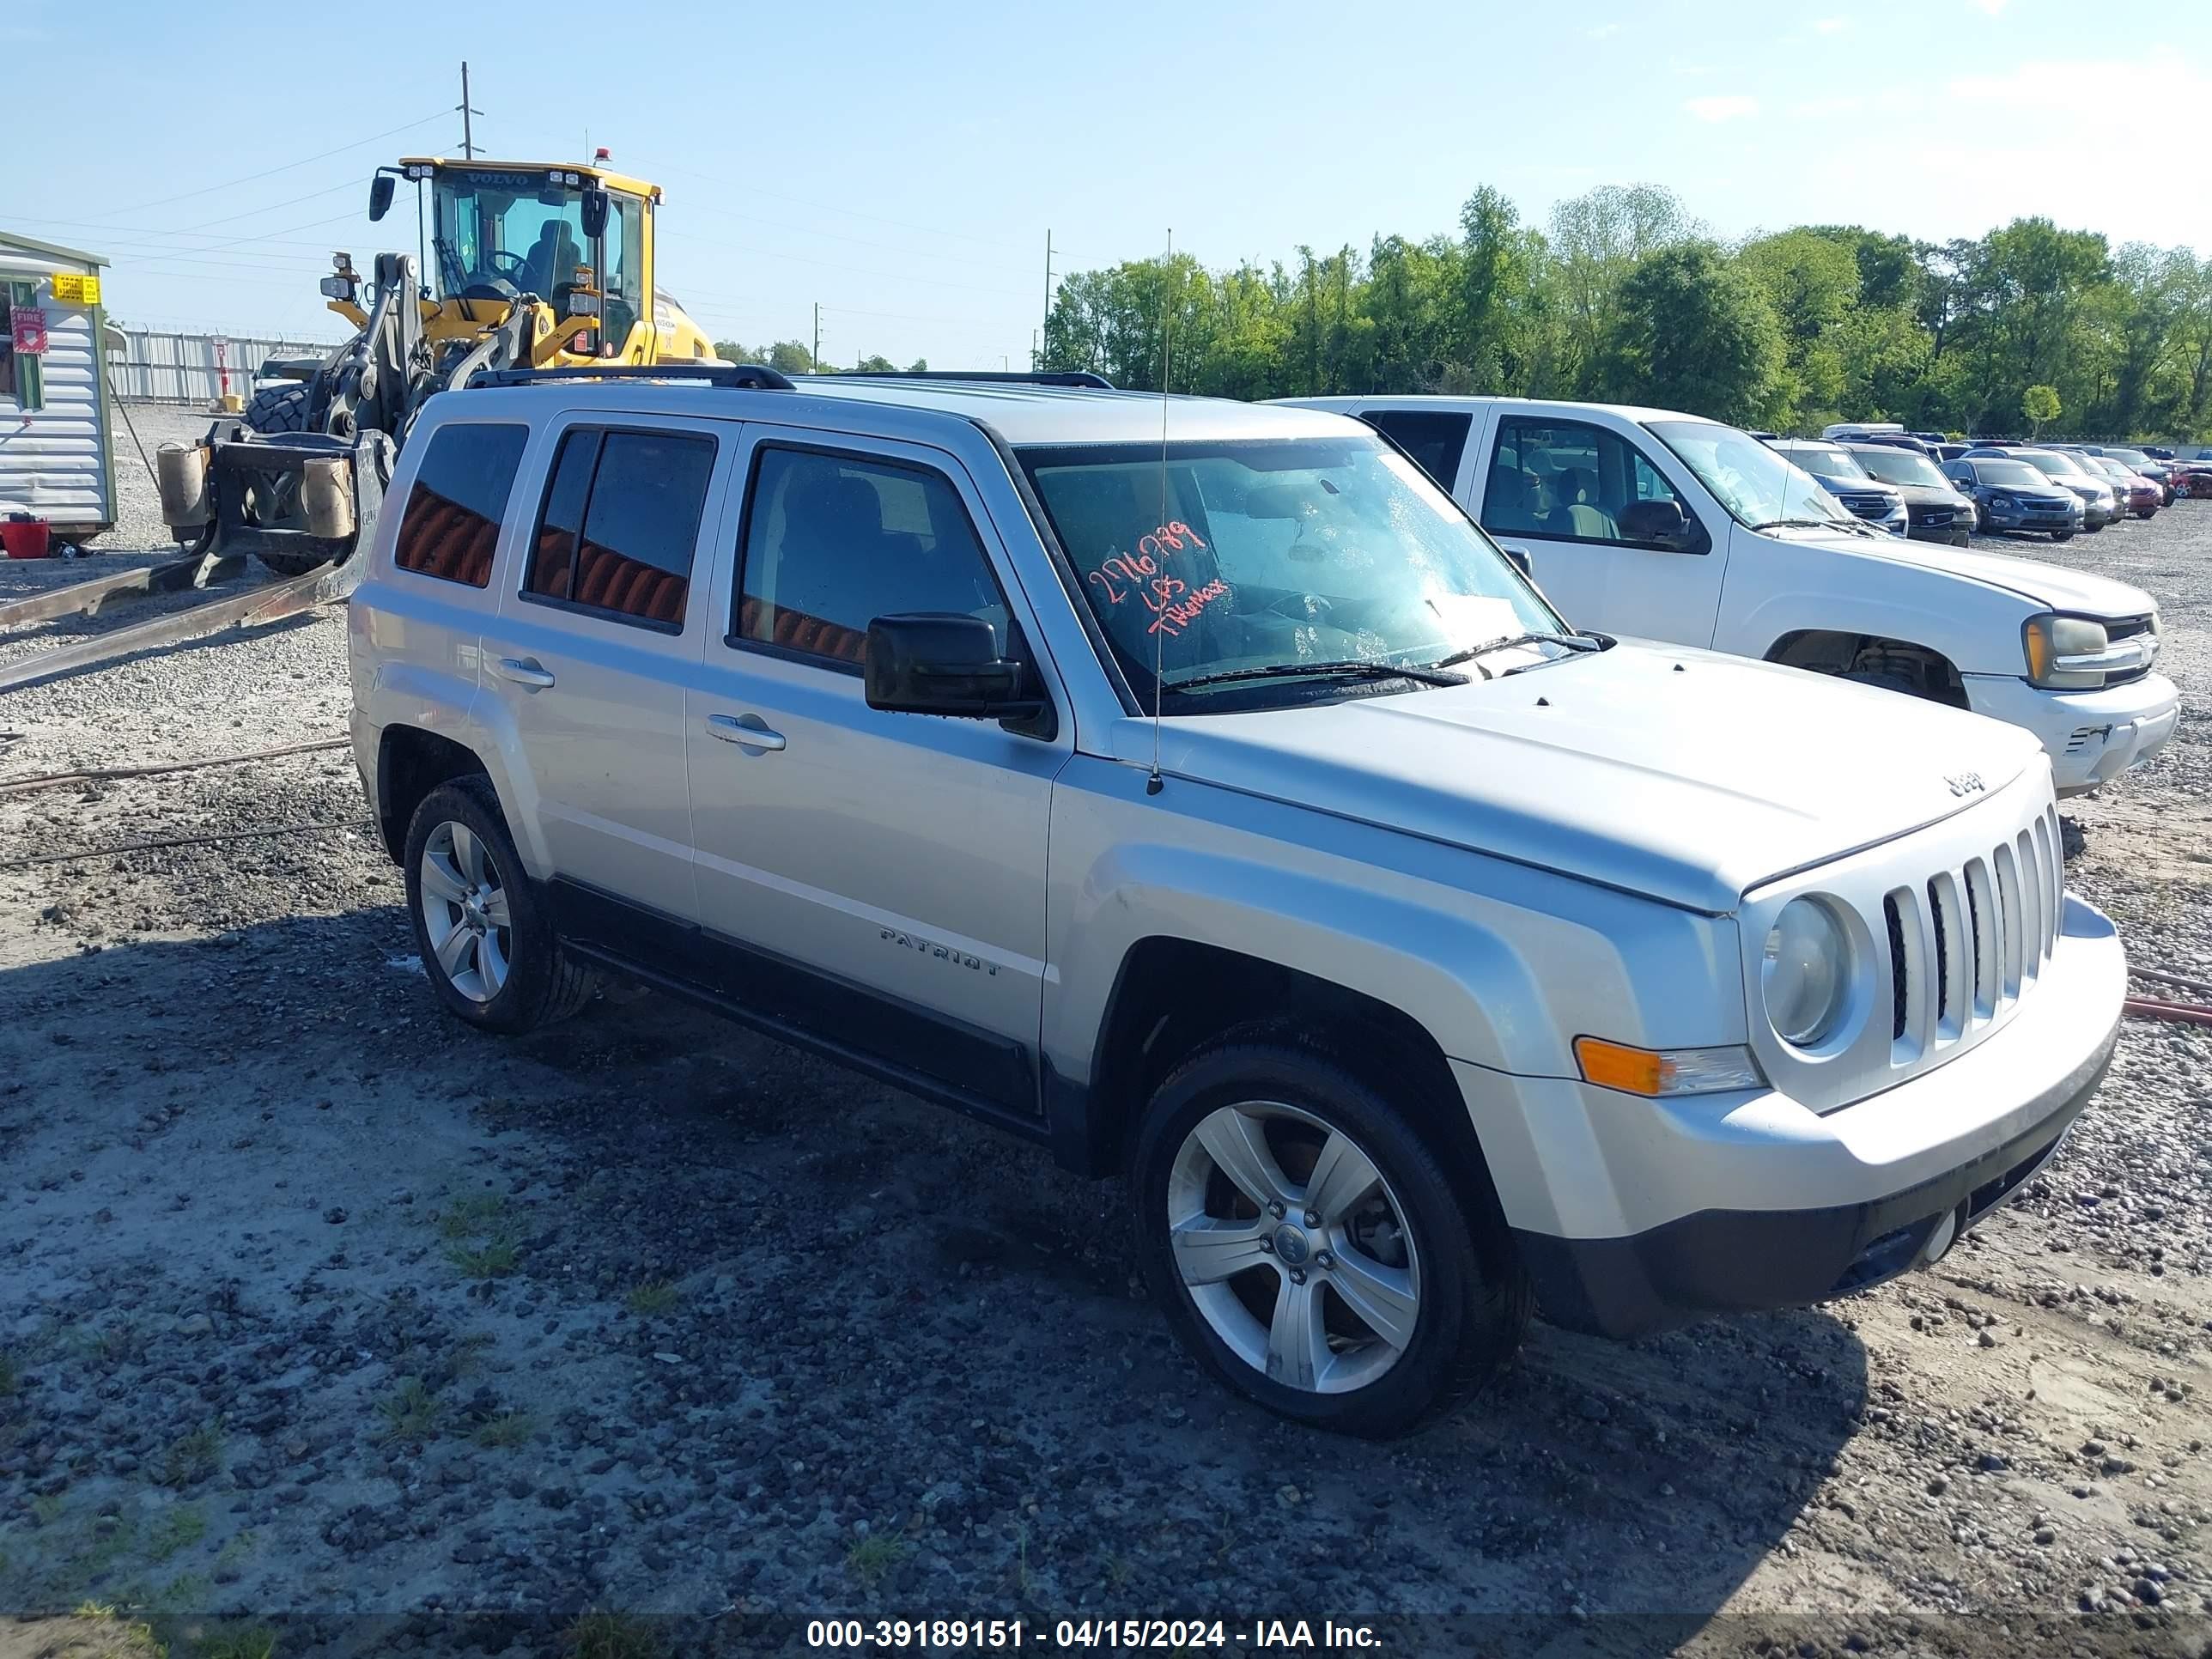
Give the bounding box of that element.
[361,158,661,365]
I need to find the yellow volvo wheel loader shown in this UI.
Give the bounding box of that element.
[158,154,721,576]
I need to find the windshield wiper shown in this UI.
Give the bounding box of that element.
[1429,631,1606,675]
[1753,516,1858,533]
[1164,659,1469,693]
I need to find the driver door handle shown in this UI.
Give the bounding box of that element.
[495,657,556,690]
[706,713,786,752]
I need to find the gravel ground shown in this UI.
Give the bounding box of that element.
[2,412,2210,1657]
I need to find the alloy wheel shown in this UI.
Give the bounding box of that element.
[418,820,513,1004]
[1166,1101,1422,1395]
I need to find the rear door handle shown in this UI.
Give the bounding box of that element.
[495,657,556,690]
[706,713,786,752]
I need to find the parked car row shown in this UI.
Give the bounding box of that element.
[349,368,2165,1435]
[1760,422,2204,541]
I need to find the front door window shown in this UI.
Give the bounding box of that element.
[1483,417,1691,548]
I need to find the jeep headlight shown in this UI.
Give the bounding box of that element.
[2024,613,2115,690]
[1763,898,1850,1048]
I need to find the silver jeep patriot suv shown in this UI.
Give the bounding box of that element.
[349,366,2125,1437]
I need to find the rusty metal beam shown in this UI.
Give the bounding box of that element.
[0,557,360,695]
[0,549,239,629]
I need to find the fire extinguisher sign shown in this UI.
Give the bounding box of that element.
[10,307,49,356]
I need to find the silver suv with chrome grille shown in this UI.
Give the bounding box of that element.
[348,367,2128,1437]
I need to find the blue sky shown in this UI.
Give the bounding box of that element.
[8,0,2209,362]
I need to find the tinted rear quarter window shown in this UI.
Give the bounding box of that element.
[1360,409,1472,489]
[524,428,716,629]
[393,423,530,587]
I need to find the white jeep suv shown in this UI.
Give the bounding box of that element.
[1281,396,2179,797]
[349,368,2126,1437]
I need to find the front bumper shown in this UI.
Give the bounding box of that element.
[1963,671,2180,794]
[1906,516,1970,545]
[1984,501,2079,533]
[1461,894,2124,1339]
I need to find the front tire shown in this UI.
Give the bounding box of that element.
[240,383,343,577]
[404,777,596,1035]
[1129,1028,1530,1437]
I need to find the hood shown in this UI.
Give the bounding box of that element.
[1887,481,1972,507]
[1814,473,1900,499]
[1968,478,2076,505]
[1123,644,2043,914]
[2052,475,2112,498]
[1756,524,2157,617]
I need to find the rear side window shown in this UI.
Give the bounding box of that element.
[522,427,715,629]
[733,447,1008,670]
[1360,409,1472,489]
[392,423,529,587]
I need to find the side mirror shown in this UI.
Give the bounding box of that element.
[1499,545,1532,579]
[865,614,1048,729]
[1620,498,1692,548]
[368,175,396,222]
[580,185,611,240]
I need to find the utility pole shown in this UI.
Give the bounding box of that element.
[1039,229,1054,368]
[812,302,821,373]
[457,62,483,159]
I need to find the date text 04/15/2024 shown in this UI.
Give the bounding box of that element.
[805,1618,1382,1650]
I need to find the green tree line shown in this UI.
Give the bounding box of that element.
[1037,183,2212,441]
[710,341,927,377]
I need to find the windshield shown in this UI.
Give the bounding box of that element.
[1646,422,1853,529]
[2106,448,2153,467]
[1850,448,1948,489]
[2013,448,2088,480]
[430,167,593,301]
[1018,437,1560,702]
[1782,445,1866,479]
[1968,459,2045,488]
[1840,448,1946,486]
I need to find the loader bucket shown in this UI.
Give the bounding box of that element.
[166,426,397,578]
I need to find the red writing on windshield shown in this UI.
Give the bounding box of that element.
[1084,522,1207,606]
[1146,577,1231,637]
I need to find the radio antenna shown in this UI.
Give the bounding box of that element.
[1147,229,1172,797]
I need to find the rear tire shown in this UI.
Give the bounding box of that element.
[404,777,597,1036]
[1129,1026,1530,1438]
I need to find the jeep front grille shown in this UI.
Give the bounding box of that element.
[1741,775,2067,1115]
[1881,805,2063,1058]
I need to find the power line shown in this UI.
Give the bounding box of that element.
[3,207,354,250]
[11,190,362,246]
[100,110,449,217]
[192,179,364,233]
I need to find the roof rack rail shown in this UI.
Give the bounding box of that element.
[811,369,1115,390]
[468,362,794,392]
